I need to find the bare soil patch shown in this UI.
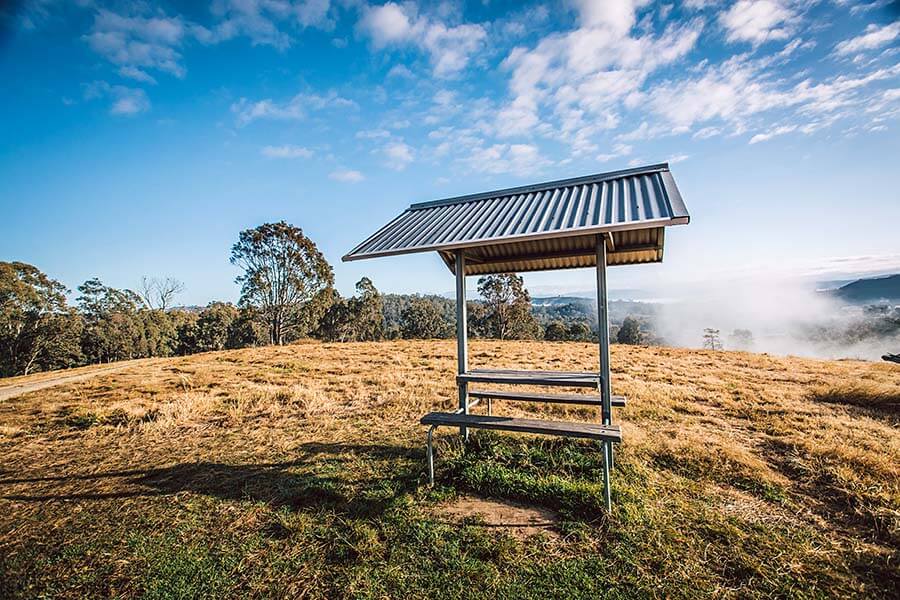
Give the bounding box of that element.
[437,494,560,539]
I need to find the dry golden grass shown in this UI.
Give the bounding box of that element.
[1,340,898,598]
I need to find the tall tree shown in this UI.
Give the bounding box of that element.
[728,328,754,350]
[170,309,200,355]
[77,278,145,363]
[568,322,593,342]
[226,307,267,349]
[401,297,452,339]
[230,222,334,345]
[0,262,82,376]
[617,316,644,345]
[703,328,723,351]
[347,277,384,341]
[543,320,569,341]
[476,274,540,340]
[316,279,385,342]
[194,302,239,352]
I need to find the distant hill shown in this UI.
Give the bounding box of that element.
[833,274,900,304]
[531,296,594,307]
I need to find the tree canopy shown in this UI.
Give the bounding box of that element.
[230,221,334,345]
[0,262,81,376]
[475,274,541,340]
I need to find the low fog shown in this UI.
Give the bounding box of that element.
[651,278,899,361]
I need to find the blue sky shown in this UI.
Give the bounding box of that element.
[1,0,899,305]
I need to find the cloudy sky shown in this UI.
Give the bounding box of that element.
[1,0,899,303]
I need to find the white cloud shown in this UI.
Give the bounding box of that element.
[202,3,292,49]
[356,128,391,139]
[110,91,150,115]
[569,0,649,34]
[461,143,551,176]
[422,22,487,77]
[645,57,776,129]
[495,96,540,137]
[294,0,332,28]
[357,2,486,76]
[498,5,550,39]
[617,120,678,141]
[683,0,721,9]
[719,0,794,45]
[668,153,690,163]
[849,0,893,15]
[204,0,333,49]
[749,124,797,143]
[382,140,415,170]
[387,64,414,78]
[644,57,897,143]
[791,65,900,115]
[84,10,188,78]
[83,2,334,80]
[495,2,703,152]
[231,91,356,126]
[329,169,365,182]
[261,144,314,158]
[358,2,414,47]
[626,51,900,143]
[83,81,150,116]
[776,37,815,59]
[692,125,722,139]
[596,143,633,162]
[118,66,157,84]
[834,22,900,57]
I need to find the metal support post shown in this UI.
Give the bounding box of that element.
[596,235,614,511]
[455,251,469,440]
[427,425,436,484]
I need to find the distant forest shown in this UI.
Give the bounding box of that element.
[3,221,899,377]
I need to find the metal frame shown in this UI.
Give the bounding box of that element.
[342,165,691,512]
[427,237,617,512]
[455,250,468,440]
[596,235,613,510]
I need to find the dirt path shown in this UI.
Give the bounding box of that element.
[0,365,132,401]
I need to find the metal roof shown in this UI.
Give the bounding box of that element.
[342,163,690,275]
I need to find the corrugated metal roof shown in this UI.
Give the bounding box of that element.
[343,163,689,275]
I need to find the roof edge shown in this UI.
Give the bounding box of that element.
[341,216,687,263]
[408,162,671,211]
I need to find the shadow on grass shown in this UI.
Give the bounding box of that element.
[0,442,422,519]
[810,383,900,420]
[760,437,898,549]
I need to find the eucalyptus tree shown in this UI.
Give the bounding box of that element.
[400,297,453,339]
[0,262,82,376]
[476,273,540,340]
[230,222,334,345]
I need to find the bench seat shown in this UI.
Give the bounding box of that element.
[468,389,626,408]
[421,412,622,442]
[457,369,600,388]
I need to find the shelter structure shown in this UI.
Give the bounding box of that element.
[343,163,690,510]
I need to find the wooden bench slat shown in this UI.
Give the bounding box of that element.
[420,412,622,442]
[458,369,600,388]
[468,389,626,407]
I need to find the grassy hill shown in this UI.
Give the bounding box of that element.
[1,341,898,598]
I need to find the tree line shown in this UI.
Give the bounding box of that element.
[1,221,554,377]
[11,219,816,378]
